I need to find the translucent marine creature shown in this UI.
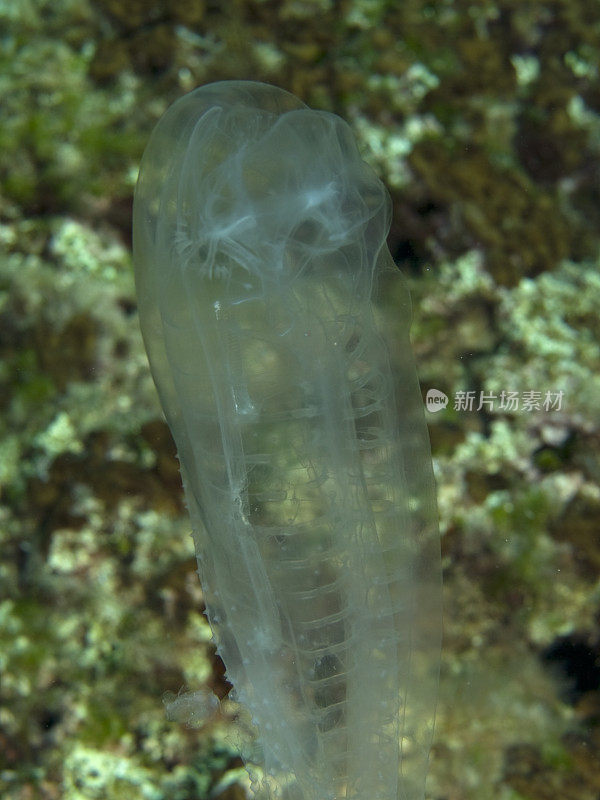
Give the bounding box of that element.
[133,80,442,800]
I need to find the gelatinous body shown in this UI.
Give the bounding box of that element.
[133,81,441,800]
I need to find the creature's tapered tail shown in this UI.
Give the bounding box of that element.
[133,80,442,800]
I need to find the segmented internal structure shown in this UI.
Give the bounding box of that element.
[133,80,441,800]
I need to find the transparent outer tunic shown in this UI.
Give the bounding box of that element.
[133,80,441,800]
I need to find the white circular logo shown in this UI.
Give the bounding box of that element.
[426,389,448,413]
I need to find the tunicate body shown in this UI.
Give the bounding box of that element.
[133,80,441,800]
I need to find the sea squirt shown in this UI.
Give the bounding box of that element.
[133,80,441,800]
